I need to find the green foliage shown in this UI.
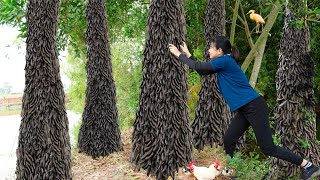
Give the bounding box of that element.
[192,47,205,61]
[226,152,269,180]
[64,36,144,129]
[59,0,148,51]
[186,46,202,121]
[58,0,87,52]
[187,77,200,121]
[64,47,87,113]
[106,0,147,41]
[289,19,304,30]
[184,0,206,52]
[273,134,281,145]
[70,119,82,149]
[0,0,26,38]
[114,1,148,40]
[300,107,316,123]
[111,38,143,130]
[298,137,310,149]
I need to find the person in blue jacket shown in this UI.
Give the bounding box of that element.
[168,36,319,180]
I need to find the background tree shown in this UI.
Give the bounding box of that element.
[77,0,123,158]
[61,0,148,126]
[130,0,193,179]
[191,0,232,150]
[15,0,72,179]
[270,0,320,178]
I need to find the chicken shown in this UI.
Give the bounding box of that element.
[186,161,221,180]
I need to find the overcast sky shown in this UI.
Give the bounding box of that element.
[0,25,26,93]
[0,25,70,93]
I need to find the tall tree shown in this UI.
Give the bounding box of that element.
[270,0,320,178]
[15,0,71,179]
[130,0,193,179]
[77,0,123,158]
[191,0,232,150]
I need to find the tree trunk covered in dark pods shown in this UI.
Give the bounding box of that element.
[78,0,123,158]
[130,0,193,179]
[16,0,72,179]
[192,0,234,150]
[270,0,320,178]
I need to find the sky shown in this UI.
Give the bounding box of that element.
[0,25,26,93]
[0,25,70,94]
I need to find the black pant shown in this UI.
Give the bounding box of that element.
[223,96,303,165]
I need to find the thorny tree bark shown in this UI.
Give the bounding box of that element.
[78,0,123,158]
[15,0,72,179]
[130,0,193,179]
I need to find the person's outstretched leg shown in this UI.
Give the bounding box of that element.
[300,161,320,180]
[241,96,319,180]
[223,111,250,157]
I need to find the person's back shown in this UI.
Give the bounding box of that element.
[210,54,259,112]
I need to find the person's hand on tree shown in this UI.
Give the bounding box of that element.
[168,44,181,57]
[180,42,191,58]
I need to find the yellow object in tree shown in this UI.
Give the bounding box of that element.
[247,10,265,33]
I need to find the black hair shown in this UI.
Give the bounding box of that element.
[211,36,240,62]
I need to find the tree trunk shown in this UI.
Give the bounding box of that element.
[78,0,123,158]
[270,0,320,178]
[191,0,233,150]
[130,0,193,179]
[15,0,71,179]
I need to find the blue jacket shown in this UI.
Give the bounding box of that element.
[210,55,259,111]
[178,54,259,111]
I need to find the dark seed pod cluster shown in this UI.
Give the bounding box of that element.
[270,9,320,178]
[15,0,72,179]
[130,0,194,179]
[78,0,123,158]
[192,0,235,151]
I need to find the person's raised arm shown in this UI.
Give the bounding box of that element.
[168,43,215,75]
[180,42,192,58]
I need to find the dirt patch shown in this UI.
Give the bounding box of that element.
[72,128,230,180]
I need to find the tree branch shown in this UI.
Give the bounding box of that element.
[241,0,281,73]
[239,2,254,49]
[230,0,241,45]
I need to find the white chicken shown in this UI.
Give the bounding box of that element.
[186,161,221,180]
